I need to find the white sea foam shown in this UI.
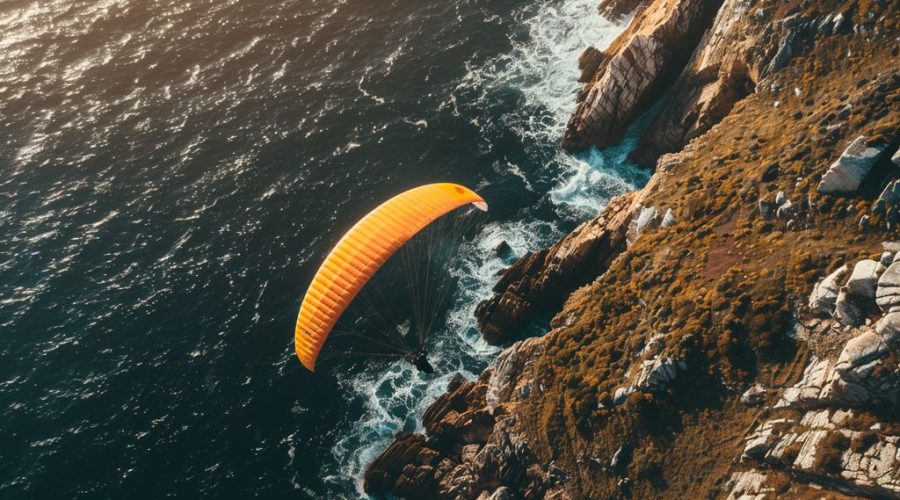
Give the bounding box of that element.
[457,0,643,217]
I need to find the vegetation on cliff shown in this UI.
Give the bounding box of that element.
[366,0,899,497]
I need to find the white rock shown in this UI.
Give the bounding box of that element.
[635,206,658,234]
[875,312,899,343]
[741,383,767,406]
[817,136,889,194]
[876,263,900,313]
[846,259,879,299]
[809,264,850,315]
[835,330,888,375]
[776,199,795,219]
[775,191,786,206]
[834,287,864,326]
[661,208,677,228]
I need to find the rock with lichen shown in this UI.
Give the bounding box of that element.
[817,136,889,194]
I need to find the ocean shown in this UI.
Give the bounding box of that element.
[0,0,647,497]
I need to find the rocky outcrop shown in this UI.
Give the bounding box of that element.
[631,0,757,164]
[877,262,900,313]
[563,0,722,151]
[807,252,897,327]
[808,264,850,316]
[731,246,900,498]
[818,136,890,194]
[475,192,641,344]
[611,333,685,403]
[738,408,900,498]
[364,338,551,499]
[632,0,869,165]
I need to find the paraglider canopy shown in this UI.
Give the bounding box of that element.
[294,183,487,372]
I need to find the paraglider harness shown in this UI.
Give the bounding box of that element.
[407,348,435,374]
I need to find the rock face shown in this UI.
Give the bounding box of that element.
[475,192,641,344]
[737,408,900,497]
[563,0,722,151]
[631,0,756,164]
[364,338,552,500]
[817,136,889,194]
[632,0,840,165]
[877,262,900,313]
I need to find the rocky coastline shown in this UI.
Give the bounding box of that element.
[366,0,899,497]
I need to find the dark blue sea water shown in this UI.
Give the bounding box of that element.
[0,0,645,497]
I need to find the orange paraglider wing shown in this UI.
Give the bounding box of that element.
[295,183,488,371]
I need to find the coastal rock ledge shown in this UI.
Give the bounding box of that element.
[363,337,552,499]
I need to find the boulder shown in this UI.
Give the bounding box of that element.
[834,287,864,326]
[876,312,899,342]
[614,355,682,403]
[835,330,890,376]
[876,263,900,313]
[598,0,645,20]
[845,259,879,299]
[877,179,900,208]
[776,199,795,219]
[808,264,850,316]
[634,206,658,234]
[741,383,767,406]
[494,240,513,258]
[817,136,889,194]
[661,208,677,228]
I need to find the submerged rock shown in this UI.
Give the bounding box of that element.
[494,241,513,258]
[817,136,889,194]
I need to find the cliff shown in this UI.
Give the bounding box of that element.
[367,0,900,497]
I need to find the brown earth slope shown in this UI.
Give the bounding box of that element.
[366,0,899,498]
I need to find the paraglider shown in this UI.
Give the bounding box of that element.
[294,183,488,372]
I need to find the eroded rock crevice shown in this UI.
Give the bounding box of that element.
[564,0,724,152]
